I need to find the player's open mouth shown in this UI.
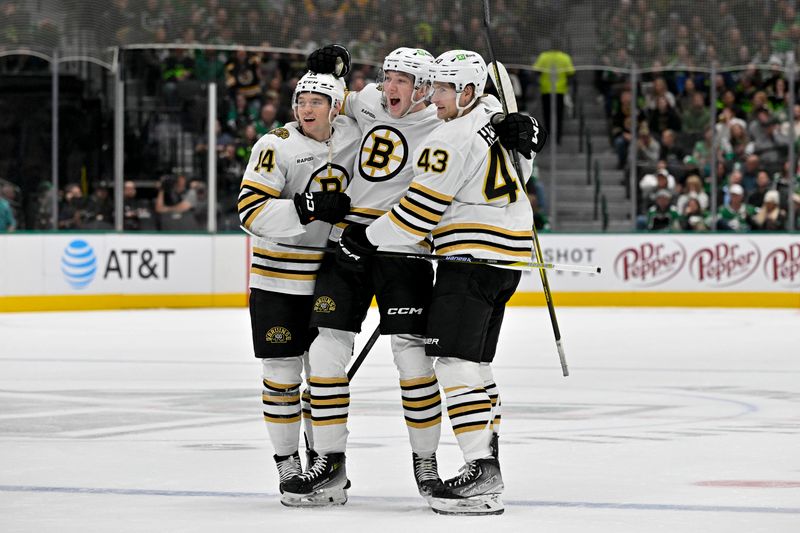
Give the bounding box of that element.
[303,117,316,123]
[389,98,400,107]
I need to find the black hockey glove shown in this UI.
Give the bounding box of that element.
[293,191,351,224]
[336,224,377,272]
[493,112,548,159]
[307,44,351,78]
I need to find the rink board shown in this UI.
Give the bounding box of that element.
[0,233,797,311]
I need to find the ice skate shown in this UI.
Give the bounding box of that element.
[429,457,504,515]
[412,452,444,500]
[280,452,349,507]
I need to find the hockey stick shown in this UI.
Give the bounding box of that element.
[274,242,601,274]
[483,0,569,376]
[347,325,380,380]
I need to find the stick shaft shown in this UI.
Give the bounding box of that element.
[482,0,569,376]
[347,325,380,380]
[275,242,600,274]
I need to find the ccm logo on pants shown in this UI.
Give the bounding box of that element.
[387,307,423,315]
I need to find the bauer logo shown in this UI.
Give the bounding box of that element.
[61,239,98,289]
[614,241,686,286]
[762,242,800,286]
[689,241,761,287]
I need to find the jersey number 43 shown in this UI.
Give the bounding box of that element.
[483,143,519,203]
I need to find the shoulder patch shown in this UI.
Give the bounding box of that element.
[268,127,290,139]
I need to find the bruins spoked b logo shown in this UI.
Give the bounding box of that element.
[265,326,292,344]
[307,163,350,193]
[359,125,407,182]
[313,296,336,313]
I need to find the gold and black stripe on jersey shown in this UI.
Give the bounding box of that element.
[262,378,301,424]
[239,179,281,230]
[388,183,454,238]
[250,247,325,281]
[308,376,350,427]
[432,223,533,258]
[344,206,387,227]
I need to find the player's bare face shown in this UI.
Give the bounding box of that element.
[430,82,458,120]
[295,93,334,141]
[383,71,416,118]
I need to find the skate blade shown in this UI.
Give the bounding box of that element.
[430,493,504,516]
[280,487,348,507]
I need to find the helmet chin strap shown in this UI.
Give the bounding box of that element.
[454,91,478,118]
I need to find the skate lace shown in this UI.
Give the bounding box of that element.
[299,455,328,481]
[451,460,479,487]
[276,456,301,482]
[414,455,438,482]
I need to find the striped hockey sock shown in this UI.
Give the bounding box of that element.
[444,385,493,461]
[309,375,350,454]
[262,378,302,456]
[400,374,442,455]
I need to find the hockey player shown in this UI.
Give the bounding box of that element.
[335,49,547,515]
[238,71,360,506]
[283,44,542,507]
[282,45,446,505]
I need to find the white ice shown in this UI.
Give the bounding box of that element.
[0,307,798,532]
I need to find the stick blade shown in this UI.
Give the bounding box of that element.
[488,60,517,113]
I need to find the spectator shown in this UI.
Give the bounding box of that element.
[84,183,114,228]
[748,116,789,169]
[122,180,155,231]
[155,174,200,230]
[253,102,283,136]
[648,95,682,138]
[611,90,640,169]
[533,39,575,145]
[645,78,676,111]
[741,154,761,192]
[0,190,16,232]
[751,190,787,230]
[640,166,676,205]
[717,184,754,231]
[676,174,709,213]
[225,49,262,104]
[646,189,680,231]
[527,191,550,231]
[1,182,22,229]
[636,124,661,170]
[58,184,87,230]
[659,129,686,179]
[679,196,710,231]
[747,170,773,208]
[691,126,716,177]
[780,104,800,146]
[681,92,710,136]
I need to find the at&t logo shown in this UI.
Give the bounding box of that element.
[61,239,97,289]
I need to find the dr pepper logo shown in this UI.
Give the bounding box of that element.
[614,242,686,286]
[689,241,760,286]
[763,243,800,286]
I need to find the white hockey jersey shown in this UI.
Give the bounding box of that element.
[335,83,440,241]
[366,101,534,265]
[238,118,360,295]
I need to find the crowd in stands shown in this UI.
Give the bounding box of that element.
[1,0,799,232]
[597,1,800,232]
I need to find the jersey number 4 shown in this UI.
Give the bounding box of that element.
[255,149,276,173]
[483,143,519,203]
[416,148,449,173]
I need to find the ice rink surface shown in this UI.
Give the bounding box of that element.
[1,306,798,532]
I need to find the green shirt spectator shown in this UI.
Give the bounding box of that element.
[0,197,17,232]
